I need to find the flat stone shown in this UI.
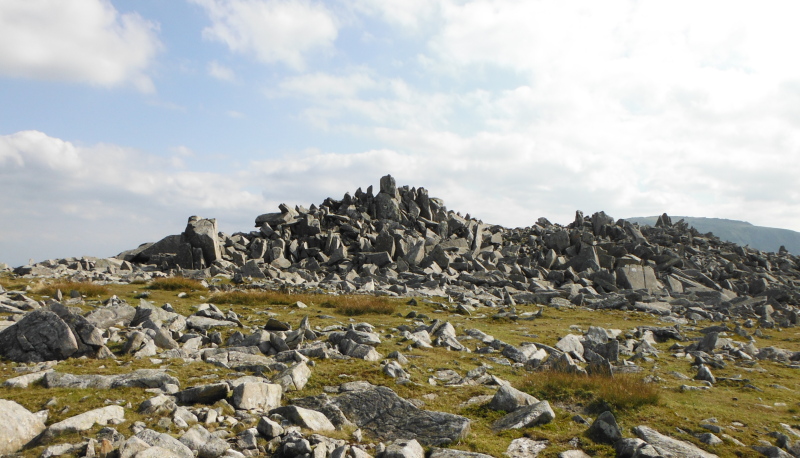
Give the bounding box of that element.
[330,385,470,446]
[633,425,718,458]
[43,405,125,443]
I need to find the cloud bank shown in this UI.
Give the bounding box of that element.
[0,0,161,91]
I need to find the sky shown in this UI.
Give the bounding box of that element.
[2,0,800,267]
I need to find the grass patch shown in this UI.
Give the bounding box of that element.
[520,371,660,414]
[321,295,397,316]
[147,277,207,291]
[209,290,294,306]
[33,281,110,298]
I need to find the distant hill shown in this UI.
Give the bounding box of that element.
[626,216,800,255]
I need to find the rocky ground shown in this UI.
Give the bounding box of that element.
[1,175,800,457]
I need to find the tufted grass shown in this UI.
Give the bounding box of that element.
[147,277,207,291]
[520,371,661,414]
[33,280,110,298]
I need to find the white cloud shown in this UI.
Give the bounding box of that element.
[0,0,161,92]
[191,0,338,70]
[207,60,236,82]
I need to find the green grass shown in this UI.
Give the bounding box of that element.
[147,277,207,291]
[32,280,110,298]
[321,296,397,316]
[2,276,800,457]
[520,371,661,414]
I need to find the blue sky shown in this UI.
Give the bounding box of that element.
[2,0,800,267]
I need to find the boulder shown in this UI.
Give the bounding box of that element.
[0,399,46,455]
[270,405,336,431]
[0,310,79,362]
[633,425,718,458]
[587,411,622,444]
[175,383,231,405]
[492,401,555,431]
[231,381,282,410]
[42,405,125,443]
[505,438,549,458]
[486,384,539,412]
[383,439,425,458]
[135,429,194,458]
[179,424,230,458]
[182,216,222,267]
[330,386,470,446]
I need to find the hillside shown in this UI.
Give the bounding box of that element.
[627,216,800,255]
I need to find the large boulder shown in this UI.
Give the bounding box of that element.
[329,385,470,446]
[633,425,718,458]
[182,216,222,267]
[0,399,46,455]
[0,309,80,362]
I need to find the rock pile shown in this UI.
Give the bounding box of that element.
[12,175,798,333]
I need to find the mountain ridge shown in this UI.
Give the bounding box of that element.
[627,215,800,255]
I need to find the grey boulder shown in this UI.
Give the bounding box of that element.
[0,399,46,455]
[329,385,470,446]
[492,401,555,431]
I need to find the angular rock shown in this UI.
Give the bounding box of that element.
[492,401,555,431]
[272,361,312,391]
[0,310,79,362]
[505,438,548,458]
[487,384,539,412]
[42,405,125,443]
[330,385,470,446]
[135,429,194,458]
[587,411,622,444]
[633,425,718,458]
[175,383,231,405]
[270,405,336,431]
[383,439,425,458]
[232,381,282,411]
[179,424,230,458]
[0,399,47,455]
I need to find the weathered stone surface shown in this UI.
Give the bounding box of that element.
[2,369,52,388]
[492,401,555,431]
[175,383,231,405]
[231,381,282,410]
[272,361,311,391]
[44,369,178,389]
[486,384,539,412]
[383,439,425,458]
[0,399,46,455]
[85,303,136,329]
[42,405,124,442]
[330,386,470,446]
[270,405,336,431]
[428,449,494,458]
[0,310,79,362]
[183,216,222,267]
[179,424,230,458]
[505,438,548,458]
[633,425,718,458]
[587,411,622,444]
[135,429,194,458]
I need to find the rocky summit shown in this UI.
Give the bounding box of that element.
[1,175,800,457]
